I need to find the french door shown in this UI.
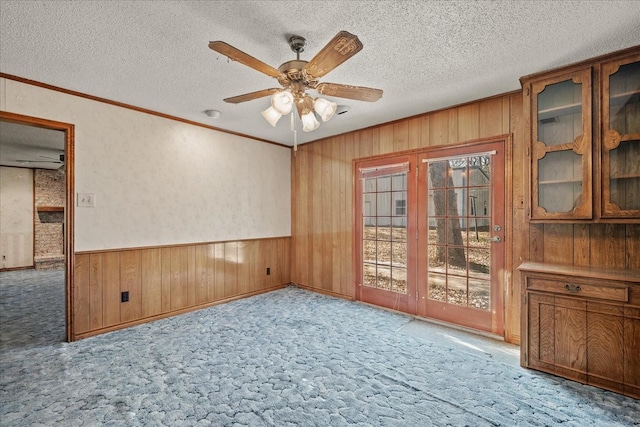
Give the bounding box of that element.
[356,140,505,335]
[355,154,418,313]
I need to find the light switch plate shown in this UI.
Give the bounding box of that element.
[77,193,95,207]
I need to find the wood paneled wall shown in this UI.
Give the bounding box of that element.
[291,92,639,345]
[73,237,290,340]
[291,94,524,342]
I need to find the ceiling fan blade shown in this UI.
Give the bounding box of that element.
[316,83,383,102]
[223,88,281,104]
[209,41,283,78]
[304,31,363,79]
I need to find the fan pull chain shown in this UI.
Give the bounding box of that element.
[291,112,297,154]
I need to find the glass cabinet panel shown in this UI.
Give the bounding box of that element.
[530,69,592,219]
[602,58,640,218]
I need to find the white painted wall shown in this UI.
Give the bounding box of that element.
[0,78,291,251]
[0,166,34,268]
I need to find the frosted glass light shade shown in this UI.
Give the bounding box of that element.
[262,106,282,127]
[314,97,337,122]
[301,111,320,132]
[272,91,294,115]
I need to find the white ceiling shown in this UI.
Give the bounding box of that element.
[1,1,639,147]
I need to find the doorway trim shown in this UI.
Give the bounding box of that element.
[0,111,75,342]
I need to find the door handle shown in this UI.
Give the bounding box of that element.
[489,236,501,242]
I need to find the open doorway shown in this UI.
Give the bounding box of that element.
[0,112,74,343]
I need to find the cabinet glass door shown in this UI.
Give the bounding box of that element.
[601,56,640,219]
[530,69,592,220]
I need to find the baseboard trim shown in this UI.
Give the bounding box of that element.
[73,283,287,341]
[289,282,354,301]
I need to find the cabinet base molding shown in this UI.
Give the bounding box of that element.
[519,261,640,399]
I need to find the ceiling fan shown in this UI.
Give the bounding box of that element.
[209,31,383,140]
[15,154,65,170]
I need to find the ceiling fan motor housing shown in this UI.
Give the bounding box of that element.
[288,35,306,55]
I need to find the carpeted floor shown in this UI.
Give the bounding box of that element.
[1,269,639,426]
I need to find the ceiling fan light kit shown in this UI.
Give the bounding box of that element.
[209,30,382,149]
[261,106,282,127]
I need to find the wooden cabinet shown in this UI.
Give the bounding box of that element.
[519,262,640,399]
[522,46,640,222]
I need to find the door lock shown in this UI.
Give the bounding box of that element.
[493,225,502,232]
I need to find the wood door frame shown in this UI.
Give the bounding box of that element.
[0,111,75,342]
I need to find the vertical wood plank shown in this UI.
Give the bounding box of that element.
[187,245,196,307]
[332,136,343,294]
[206,243,216,301]
[237,241,251,294]
[393,121,409,152]
[626,224,640,270]
[342,133,352,295]
[120,250,141,323]
[420,115,430,148]
[479,97,504,138]
[194,245,208,305]
[141,248,162,317]
[254,239,265,291]
[291,147,300,284]
[542,224,573,264]
[102,251,121,327]
[590,224,626,268]
[378,124,394,154]
[214,242,225,300]
[371,127,381,156]
[510,93,526,210]
[224,241,238,298]
[407,116,422,151]
[312,142,323,288]
[322,138,334,291]
[170,246,188,310]
[573,224,590,266]
[429,110,449,146]
[529,224,545,262]
[73,254,91,334]
[457,103,479,142]
[358,128,373,158]
[161,247,171,313]
[89,253,104,331]
[448,109,458,144]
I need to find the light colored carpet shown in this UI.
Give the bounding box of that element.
[1,269,639,426]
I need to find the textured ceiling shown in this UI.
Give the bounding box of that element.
[1,1,639,147]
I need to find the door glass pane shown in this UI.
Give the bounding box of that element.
[428,272,446,302]
[426,155,492,312]
[361,171,408,294]
[470,280,490,310]
[447,274,467,306]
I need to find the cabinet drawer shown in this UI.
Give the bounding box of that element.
[527,278,629,303]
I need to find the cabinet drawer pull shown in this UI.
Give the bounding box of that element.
[564,283,582,293]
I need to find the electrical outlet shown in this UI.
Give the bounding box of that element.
[77,193,95,207]
[121,291,129,303]
[266,267,271,275]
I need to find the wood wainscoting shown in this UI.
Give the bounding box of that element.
[73,237,290,340]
